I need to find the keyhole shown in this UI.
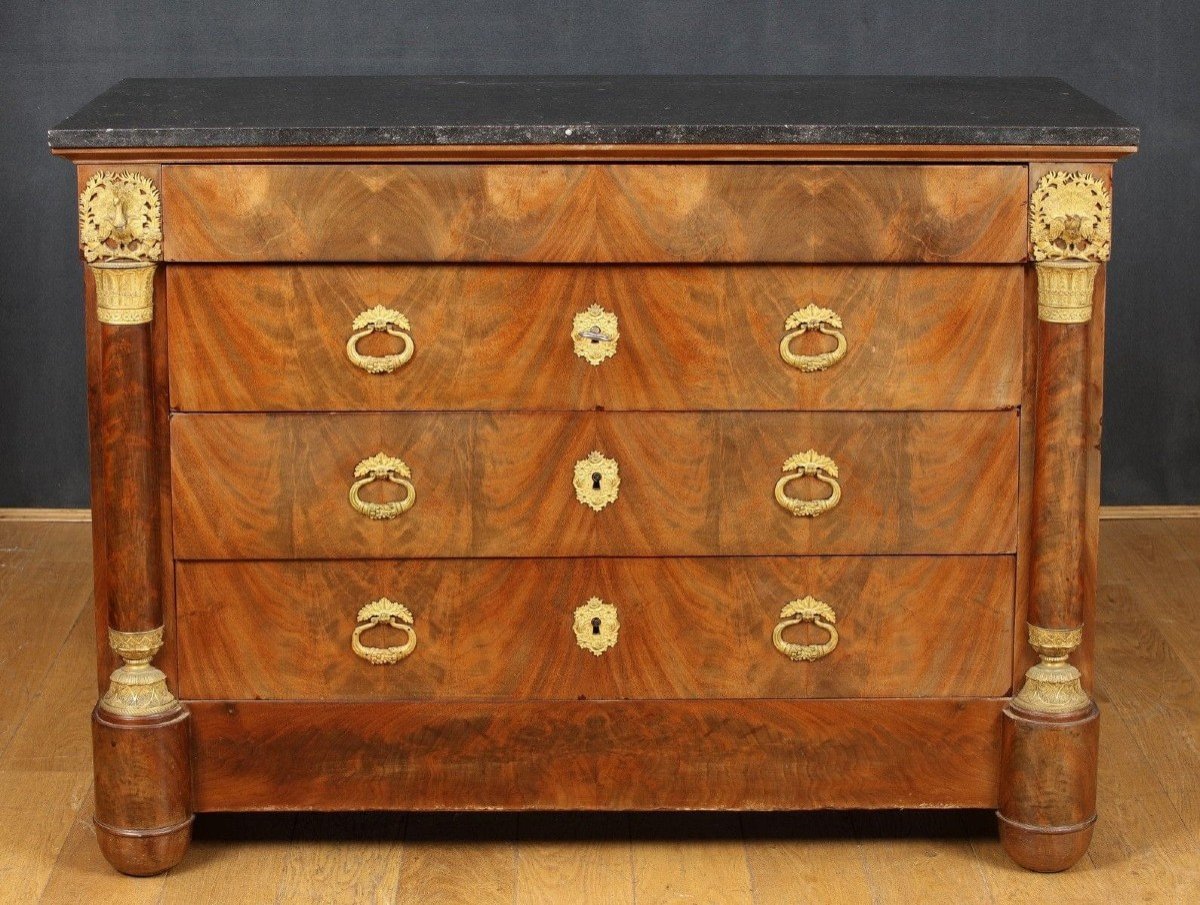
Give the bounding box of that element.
[592,472,602,490]
[591,617,602,635]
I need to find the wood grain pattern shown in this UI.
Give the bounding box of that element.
[397,814,517,905]
[90,707,192,876]
[170,411,1019,559]
[186,699,1005,812]
[999,704,1100,872]
[161,164,1027,263]
[174,556,1014,701]
[93,292,164,639]
[515,812,633,905]
[0,523,93,764]
[167,264,1024,412]
[11,520,1200,900]
[631,814,754,905]
[996,165,1112,873]
[76,164,165,685]
[1030,312,1091,631]
[66,146,1115,875]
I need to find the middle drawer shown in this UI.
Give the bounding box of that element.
[170,411,1018,559]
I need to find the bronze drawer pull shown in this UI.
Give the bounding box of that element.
[772,596,839,661]
[351,598,417,664]
[779,305,847,372]
[572,304,619,366]
[349,453,416,520]
[346,305,414,374]
[573,597,619,656]
[774,450,841,518]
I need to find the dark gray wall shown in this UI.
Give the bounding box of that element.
[1,1,1195,507]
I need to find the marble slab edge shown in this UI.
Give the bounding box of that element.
[47,122,1140,150]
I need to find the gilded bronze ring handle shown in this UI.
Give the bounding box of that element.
[779,305,847,372]
[774,450,841,518]
[346,305,414,374]
[349,453,416,520]
[772,596,839,662]
[351,598,417,665]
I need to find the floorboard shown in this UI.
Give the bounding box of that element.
[0,519,1191,903]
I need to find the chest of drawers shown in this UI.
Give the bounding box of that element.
[50,76,1137,876]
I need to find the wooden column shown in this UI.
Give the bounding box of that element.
[999,169,1111,871]
[79,170,192,875]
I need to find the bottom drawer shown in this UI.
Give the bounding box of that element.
[176,556,1014,700]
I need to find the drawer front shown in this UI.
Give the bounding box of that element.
[161,164,1027,263]
[170,411,1018,558]
[168,265,1023,412]
[176,556,1014,701]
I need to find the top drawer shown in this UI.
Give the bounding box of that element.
[160,164,1027,263]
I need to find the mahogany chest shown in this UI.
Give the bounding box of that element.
[49,76,1138,875]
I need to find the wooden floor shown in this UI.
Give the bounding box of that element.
[1,520,1198,903]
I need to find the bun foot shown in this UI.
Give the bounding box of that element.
[998,701,1098,872]
[92,704,193,875]
[95,816,193,876]
[997,812,1095,872]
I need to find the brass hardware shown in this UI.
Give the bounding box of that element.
[779,305,847,372]
[774,450,841,518]
[107,626,164,662]
[573,451,620,512]
[1035,260,1099,324]
[79,171,163,265]
[349,453,416,520]
[772,596,839,662]
[351,598,418,665]
[1030,172,1112,263]
[79,171,163,325]
[100,626,179,718]
[573,597,619,656]
[1014,624,1091,714]
[1030,171,1112,324]
[572,304,619,366]
[93,262,157,325]
[346,305,415,373]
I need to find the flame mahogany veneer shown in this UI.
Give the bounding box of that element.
[57,76,1134,873]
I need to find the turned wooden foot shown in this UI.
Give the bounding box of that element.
[997,701,1098,872]
[92,705,193,876]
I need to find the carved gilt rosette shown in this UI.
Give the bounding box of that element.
[79,171,163,325]
[1029,171,1112,324]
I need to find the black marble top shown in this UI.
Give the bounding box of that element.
[48,76,1139,149]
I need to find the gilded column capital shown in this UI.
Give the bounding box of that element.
[1030,171,1112,324]
[78,171,162,325]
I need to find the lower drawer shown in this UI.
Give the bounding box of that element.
[175,556,1014,701]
